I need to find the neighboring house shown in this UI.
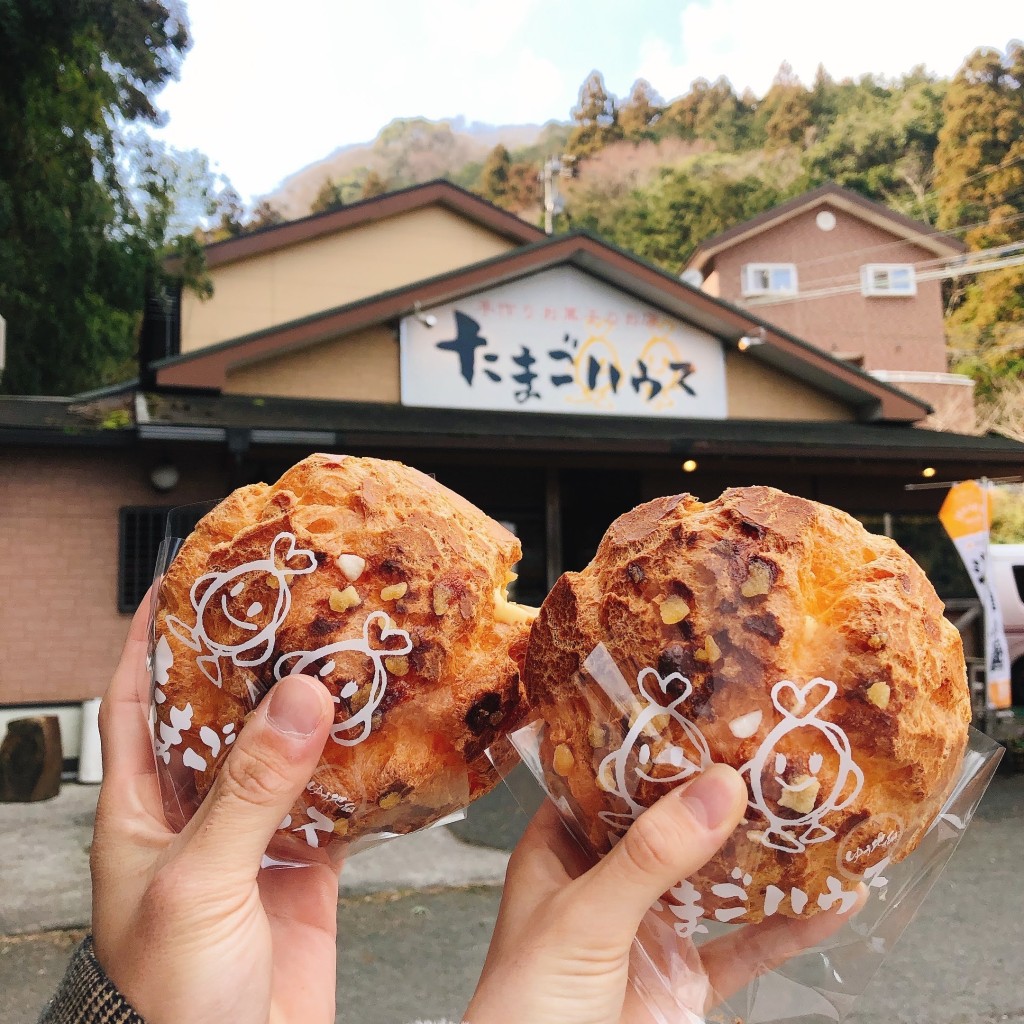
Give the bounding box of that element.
[683,184,974,430]
[4,180,1023,750]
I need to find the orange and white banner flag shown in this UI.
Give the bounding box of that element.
[939,482,1011,710]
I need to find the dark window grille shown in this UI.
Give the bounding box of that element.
[118,504,215,612]
[118,507,172,613]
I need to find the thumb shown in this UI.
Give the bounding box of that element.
[176,674,334,882]
[567,764,748,947]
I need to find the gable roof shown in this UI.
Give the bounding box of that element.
[152,230,930,424]
[686,183,967,275]
[183,180,545,272]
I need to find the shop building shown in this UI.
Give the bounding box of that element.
[2,181,1021,751]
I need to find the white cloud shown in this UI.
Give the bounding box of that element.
[155,0,559,196]
[636,0,1023,100]
[153,0,1024,199]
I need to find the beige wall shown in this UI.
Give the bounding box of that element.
[224,321,854,421]
[225,324,400,402]
[0,447,224,705]
[709,206,948,374]
[181,207,517,353]
[889,378,978,433]
[725,351,852,420]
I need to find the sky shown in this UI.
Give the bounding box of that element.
[153,0,1023,201]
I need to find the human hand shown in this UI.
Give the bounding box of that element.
[466,765,858,1024]
[89,598,339,1024]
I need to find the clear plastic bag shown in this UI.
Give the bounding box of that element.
[509,638,1002,1024]
[146,503,488,867]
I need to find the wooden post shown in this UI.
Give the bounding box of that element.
[545,467,563,592]
[0,716,63,802]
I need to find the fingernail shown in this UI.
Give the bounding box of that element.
[266,676,323,737]
[677,764,741,831]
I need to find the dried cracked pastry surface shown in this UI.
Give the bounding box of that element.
[525,486,971,921]
[153,453,533,852]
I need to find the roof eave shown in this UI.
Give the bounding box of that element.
[165,180,545,275]
[154,230,930,422]
[687,183,967,274]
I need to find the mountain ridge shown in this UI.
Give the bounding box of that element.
[267,115,561,218]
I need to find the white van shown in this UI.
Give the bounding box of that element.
[988,544,1024,707]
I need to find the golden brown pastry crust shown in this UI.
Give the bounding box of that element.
[153,453,531,851]
[525,487,971,922]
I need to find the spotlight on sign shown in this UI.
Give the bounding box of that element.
[922,466,937,478]
[682,459,698,473]
[413,301,437,328]
[737,329,766,352]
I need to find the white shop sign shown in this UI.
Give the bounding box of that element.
[400,266,727,418]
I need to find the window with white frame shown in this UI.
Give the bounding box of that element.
[861,263,916,297]
[741,263,798,297]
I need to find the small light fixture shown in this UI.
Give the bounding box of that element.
[413,301,437,328]
[150,462,180,492]
[682,459,698,473]
[922,466,937,479]
[737,328,766,352]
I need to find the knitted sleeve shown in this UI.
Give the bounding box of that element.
[37,936,146,1024]
[37,938,469,1024]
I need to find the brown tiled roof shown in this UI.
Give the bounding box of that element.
[177,180,545,272]
[152,230,931,424]
[686,183,967,274]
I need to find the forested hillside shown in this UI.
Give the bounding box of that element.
[296,47,1024,419]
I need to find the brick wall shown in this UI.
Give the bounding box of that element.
[711,206,949,374]
[0,446,225,705]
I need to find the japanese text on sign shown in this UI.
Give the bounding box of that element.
[400,266,727,419]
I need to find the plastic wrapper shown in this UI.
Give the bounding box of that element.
[509,638,1002,1024]
[146,495,524,867]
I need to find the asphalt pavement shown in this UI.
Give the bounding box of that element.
[1,771,1022,1023]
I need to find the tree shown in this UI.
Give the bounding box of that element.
[246,200,285,232]
[372,118,463,186]
[934,44,1024,368]
[800,72,945,206]
[618,79,662,139]
[933,47,1023,231]
[0,1,191,395]
[658,77,750,149]
[506,161,542,212]
[480,144,512,204]
[310,178,346,214]
[566,71,623,157]
[200,184,246,241]
[568,168,780,274]
[361,170,388,199]
[755,62,814,148]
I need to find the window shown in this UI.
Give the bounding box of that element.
[861,263,916,297]
[741,263,798,297]
[118,507,172,612]
[118,504,215,612]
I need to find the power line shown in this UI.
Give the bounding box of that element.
[728,201,1024,283]
[904,151,1024,216]
[788,235,1023,292]
[743,247,1024,308]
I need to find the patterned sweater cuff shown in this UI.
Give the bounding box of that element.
[37,935,146,1024]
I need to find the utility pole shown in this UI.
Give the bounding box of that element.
[542,155,575,235]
